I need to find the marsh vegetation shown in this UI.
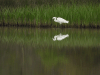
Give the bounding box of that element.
[0,0,100,28]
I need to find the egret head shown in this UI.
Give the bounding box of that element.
[52,17,56,19]
[52,38,56,41]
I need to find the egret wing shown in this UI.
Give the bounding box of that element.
[57,17,67,22]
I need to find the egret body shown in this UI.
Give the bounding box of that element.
[52,17,69,24]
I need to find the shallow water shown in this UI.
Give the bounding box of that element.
[0,27,100,75]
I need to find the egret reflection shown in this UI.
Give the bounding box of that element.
[52,33,69,41]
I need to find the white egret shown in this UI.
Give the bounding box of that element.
[52,17,69,24]
[52,33,69,41]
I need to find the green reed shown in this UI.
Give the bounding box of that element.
[0,4,100,27]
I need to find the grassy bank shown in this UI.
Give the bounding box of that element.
[0,4,100,28]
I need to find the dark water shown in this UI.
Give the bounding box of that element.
[0,27,100,75]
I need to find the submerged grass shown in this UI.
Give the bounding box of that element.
[0,4,100,28]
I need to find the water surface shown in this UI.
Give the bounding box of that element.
[0,27,100,75]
